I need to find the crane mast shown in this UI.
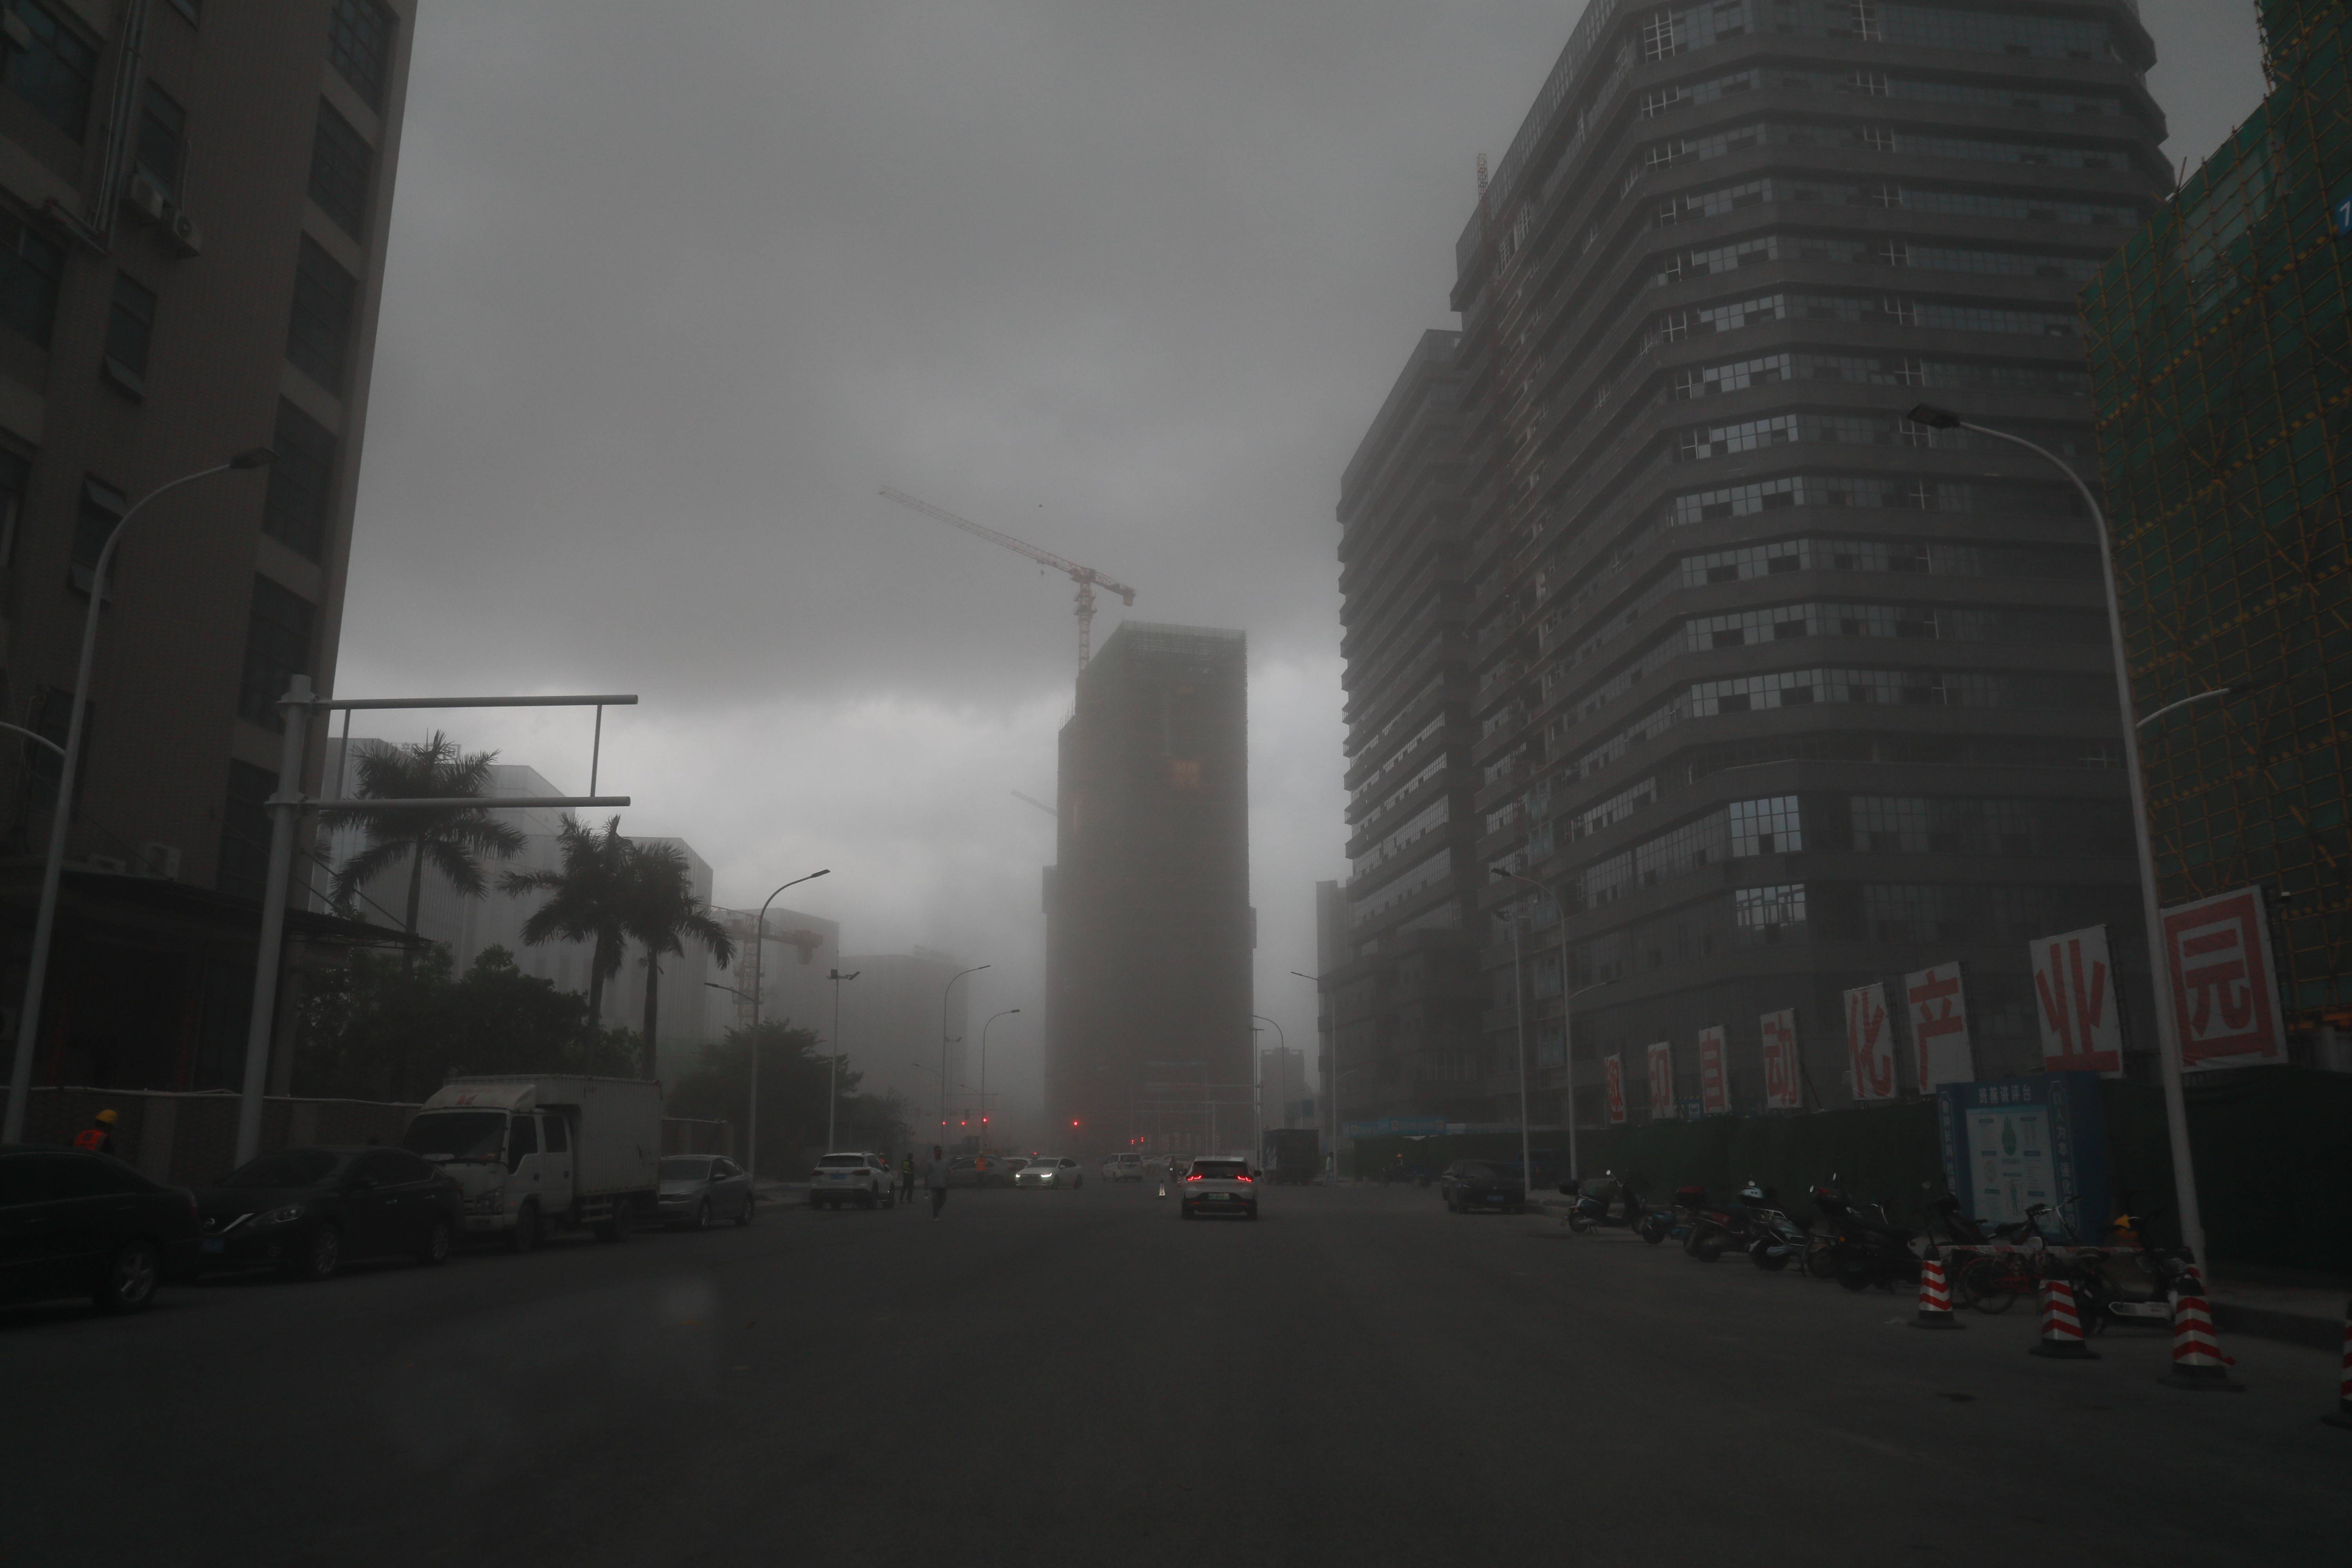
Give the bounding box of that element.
[880,487,1137,671]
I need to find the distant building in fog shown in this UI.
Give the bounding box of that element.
[1045,622,1253,1156]
[836,948,975,1138]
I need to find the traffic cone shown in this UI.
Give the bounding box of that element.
[2160,1267,2242,1391]
[2028,1279,2100,1359]
[1156,1182,1166,1199]
[1910,1250,1965,1330]
[2323,1299,2352,1430]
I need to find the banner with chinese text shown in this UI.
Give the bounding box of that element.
[2029,925,2123,1076]
[1759,1009,1801,1109]
[1904,962,1975,1090]
[1645,1041,1675,1119]
[2162,887,2285,1069]
[1844,982,1896,1102]
[1604,1053,1626,1125]
[1698,1025,1729,1115]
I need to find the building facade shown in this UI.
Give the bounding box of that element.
[1045,622,1252,1156]
[1328,330,1493,1134]
[2082,0,2352,1044]
[1350,0,2176,1131]
[0,1,414,1095]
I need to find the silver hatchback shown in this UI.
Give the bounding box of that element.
[658,1156,754,1229]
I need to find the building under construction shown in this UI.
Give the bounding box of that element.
[2082,0,2352,1040]
[1045,623,1253,1155]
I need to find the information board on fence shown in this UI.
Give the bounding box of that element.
[1697,1025,1728,1116]
[1904,962,1975,1091]
[2162,886,2286,1069]
[2030,924,2123,1076]
[1844,982,1895,1102]
[1759,1008,1801,1109]
[1934,1072,2109,1240]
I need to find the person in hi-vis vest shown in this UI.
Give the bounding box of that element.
[72,1108,120,1156]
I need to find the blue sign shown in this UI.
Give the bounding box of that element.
[2336,191,2352,237]
[1935,1073,2108,1242]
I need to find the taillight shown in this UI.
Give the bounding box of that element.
[1185,1174,1203,1182]
[1235,1174,1253,1183]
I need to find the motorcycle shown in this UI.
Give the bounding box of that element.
[1812,1179,1921,1292]
[1561,1172,1644,1232]
[1635,1185,1709,1249]
[1729,1184,1810,1272]
[2071,1205,2199,1332]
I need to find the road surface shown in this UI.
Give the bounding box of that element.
[6,1181,2345,1565]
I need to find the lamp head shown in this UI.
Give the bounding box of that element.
[1906,404,1963,430]
[229,447,276,470]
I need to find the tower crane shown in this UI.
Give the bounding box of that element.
[880,487,1136,671]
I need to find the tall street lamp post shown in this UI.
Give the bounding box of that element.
[743,870,830,1180]
[1908,403,2206,1266]
[941,964,989,1137]
[827,967,860,1153]
[5,449,276,1144]
[978,1007,1019,1148]
[1492,867,1566,1203]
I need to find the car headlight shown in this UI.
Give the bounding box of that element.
[258,1204,307,1227]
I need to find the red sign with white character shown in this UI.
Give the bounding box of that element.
[1646,1041,1675,1119]
[1844,982,1895,1102]
[2162,887,2285,1069]
[1697,1026,1728,1116]
[1904,962,1975,1090]
[1604,1053,1626,1125]
[2030,924,2123,1076]
[1759,1009,1801,1110]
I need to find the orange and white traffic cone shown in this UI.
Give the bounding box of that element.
[2029,1278,2100,1359]
[2324,1299,2352,1431]
[2159,1267,2242,1391]
[1910,1250,1965,1330]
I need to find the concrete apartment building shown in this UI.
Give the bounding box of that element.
[0,1,412,1094]
[1045,622,1252,1155]
[1343,0,2173,1129]
[1329,330,1494,1136]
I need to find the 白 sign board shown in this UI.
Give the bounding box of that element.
[1759,1009,1801,1110]
[2030,925,2123,1076]
[2162,886,2285,1069]
[1845,982,1896,1102]
[1604,1053,1626,1125]
[1697,1025,1729,1116]
[1904,962,1975,1091]
[1645,1041,1675,1119]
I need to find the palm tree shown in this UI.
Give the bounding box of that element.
[331,734,524,964]
[621,837,735,1075]
[501,815,632,1034]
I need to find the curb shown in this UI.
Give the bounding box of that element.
[2211,1301,2342,1350]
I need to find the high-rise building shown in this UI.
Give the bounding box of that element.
[1329,330,1492,1133]
[0,2,413,1094]
[1350,0,2174,1129]
[1045,622,1252,1155]
[2082,0,2351,1045]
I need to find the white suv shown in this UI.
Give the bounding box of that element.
[1101,1152,1145,1182]
[808,1151,895,1210]
[1179,1155,1258,1220]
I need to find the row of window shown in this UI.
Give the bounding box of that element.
[1669,350,2088,401]
[1659,175,2136,230]
[1635,117,2131,184]
[1643,64,2122,122]
[1666,472,2081,527]
[1682,601,2098,652]
[1679,535,2081,584]
[1675,409,1955,461]
[1656,229,2107,288]
[1660,291,2082,341]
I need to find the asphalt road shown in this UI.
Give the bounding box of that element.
[6,1181,2347,1566]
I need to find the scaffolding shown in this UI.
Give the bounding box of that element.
[2080,0,2352,1029]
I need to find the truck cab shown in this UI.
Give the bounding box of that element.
[403,1076,660,1250]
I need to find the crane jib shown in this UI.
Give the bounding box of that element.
[878,486,1138,668]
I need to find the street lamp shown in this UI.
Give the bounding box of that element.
[940,964,989,1137]
[4,448,275,1144]
[1490,867,1553,1208]
[1909,402,2207,1265]
[828,968,859,1152]
[1491,866,1610,1186]
[979,1008,1019,1149]
[741,869,829,1180]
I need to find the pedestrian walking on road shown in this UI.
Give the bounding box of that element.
[925,1145,951,1218]
[72,1109,119,1156]
[900,1152,917,1207]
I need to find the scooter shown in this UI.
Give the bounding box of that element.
[1813,1179,1921,1292]
[1561,1172,1645,1232]
[1636,1185,1708,1248]
[2071,1205,2199,1332]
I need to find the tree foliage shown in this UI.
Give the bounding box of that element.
[501,815,632,1035]
[331,734,525,959]
[620,837,733,1071]
[295,945,639,1104]
[668,1022,910,1164]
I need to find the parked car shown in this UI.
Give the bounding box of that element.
[1178,1156,1258,1220]
[1101,1152,1145,1182]
[1013,1155,1085,1189]
[657,1155,754,1228]
[809,1152,895,1209]
[0,1144,201,1314]
[1438,1160,1526,1214]
[198,1147,463,1280]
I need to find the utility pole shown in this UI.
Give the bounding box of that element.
[828,967,860,1152]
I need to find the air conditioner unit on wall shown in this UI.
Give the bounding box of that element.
[124,172,168,224]
[138,842,182,880]
[165,206,202,257]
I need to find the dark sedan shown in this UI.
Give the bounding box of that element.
[198,1147,462,1281]
[0,1145,201,1314]
[1439,1160,1527,1214]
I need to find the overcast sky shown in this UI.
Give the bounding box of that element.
[339,1,2266,1138]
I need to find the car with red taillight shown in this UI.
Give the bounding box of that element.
[1178,1155,1258,1220]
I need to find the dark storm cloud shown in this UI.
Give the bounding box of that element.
[345,1,2265,1128]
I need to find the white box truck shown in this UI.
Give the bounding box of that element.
[401,1074,663,1250]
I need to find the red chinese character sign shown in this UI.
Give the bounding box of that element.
[1844,982,1895,1102]
[1904,962,1975,1090]
[1645,1041,1675,1120]
[2162,887,2285,1069]
[1697,1025,1729,1116]
[1759,1009,1801,1110]
[2029,925,2123,1076]
[1604,1053,1626,1125]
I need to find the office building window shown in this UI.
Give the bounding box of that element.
[262,399,336,562]
[134,83,186,198]
[72,477,124,593]
[307,99,373,239]
[326,0,396,110]
[4,1,95,138]
[239,576,315,728]
[286,235,358,391]
[218,760,276,901]
[104,272,156,388]
[0,206,64,346]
